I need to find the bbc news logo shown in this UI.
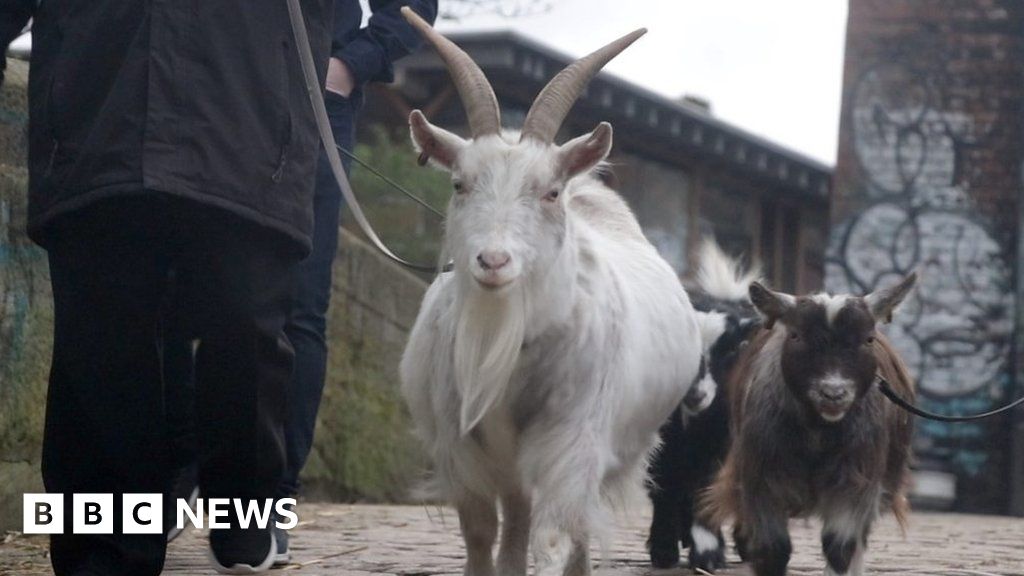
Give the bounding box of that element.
[24,494,297,534]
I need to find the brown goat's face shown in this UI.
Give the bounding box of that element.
[780,296,877,422]
[749,273,918,424]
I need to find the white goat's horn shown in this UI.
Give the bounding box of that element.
[401,7,501,138]
[520,28,646,144]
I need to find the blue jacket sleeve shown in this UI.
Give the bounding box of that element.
[334,0,438,87]
[0,0,35,86]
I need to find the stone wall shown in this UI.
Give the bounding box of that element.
[827,0,1024,513]
[0,58,50,534]
[0,58,430,531]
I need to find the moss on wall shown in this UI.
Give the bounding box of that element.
[1,58,49,532]
[302,224,430,503]
[300,299,425,502]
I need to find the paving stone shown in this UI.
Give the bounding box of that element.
[2,503,1023,575]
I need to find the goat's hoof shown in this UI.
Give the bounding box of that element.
[733,532,750,562]
[689,547,726,573]
[648,543,680,569]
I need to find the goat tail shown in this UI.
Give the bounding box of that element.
[695,240,760,302]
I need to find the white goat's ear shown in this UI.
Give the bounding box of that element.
[409,109,466,170]
[864,272,917,324]
[557,122,613,179]
[748,282,795,330]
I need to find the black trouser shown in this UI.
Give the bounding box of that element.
[164,89,361,500]
[277,89,359,498]
[42,196,298,576]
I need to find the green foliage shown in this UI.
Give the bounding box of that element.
[0,168,50,531]
[300,295,425,502]
[343,126,451,267]
[0,292,51,462]
[0,59,48,531]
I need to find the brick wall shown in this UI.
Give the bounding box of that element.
[826,0,1024,513]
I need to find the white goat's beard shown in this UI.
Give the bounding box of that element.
[453,287,525,435]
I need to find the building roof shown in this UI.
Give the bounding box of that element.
[396,30,832,202]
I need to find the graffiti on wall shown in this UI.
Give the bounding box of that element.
[826,57,1015,477]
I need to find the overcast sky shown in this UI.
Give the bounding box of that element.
[439,0,848,166]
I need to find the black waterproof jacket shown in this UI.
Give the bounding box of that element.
[331,0,437,87]
[1,1,334,253]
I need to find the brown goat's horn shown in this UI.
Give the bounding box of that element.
[401,7,501,138]
[520,28,646,144]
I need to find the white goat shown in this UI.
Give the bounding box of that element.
[398,9,703,576]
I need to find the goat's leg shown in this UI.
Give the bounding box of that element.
[741,507,791,576]
[732,519,750,561]
[648,413,685,568]
[497,490,530,576]
[821,496,877,576]
[647,487,681,568]
[525,447,601,576]
[563,532,591,576]
[530,524,572,576]
[458,494,499,576]
[680,473,728,572]
[687,516,727,573]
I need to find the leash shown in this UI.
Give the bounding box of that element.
[876,375,1024,422]
[336,145,446,219]
[286,0,452,273]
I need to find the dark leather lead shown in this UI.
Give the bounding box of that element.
[876,375,1024,422]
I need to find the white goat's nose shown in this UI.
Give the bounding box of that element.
[477,250,511,271]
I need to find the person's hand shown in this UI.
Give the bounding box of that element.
[326,57,356,97]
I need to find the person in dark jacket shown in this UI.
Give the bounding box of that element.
[274,0,437,563]
[158,0,439,565]
[1,2,333,575]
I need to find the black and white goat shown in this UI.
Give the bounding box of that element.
[398,10,703,576]
[703,273,918,576]
[647,242,760,572]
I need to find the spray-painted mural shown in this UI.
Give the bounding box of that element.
[827,31,1019,509]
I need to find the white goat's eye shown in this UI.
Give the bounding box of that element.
[543,189,560,202]
[453,181,465,194]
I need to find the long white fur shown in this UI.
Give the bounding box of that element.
[695,240,761,301]
[400,132,702,576]
[453,288,527,432]
[681,311,726,417]
[690,524,721,555]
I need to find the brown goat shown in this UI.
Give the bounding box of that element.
[702,274,917,576]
